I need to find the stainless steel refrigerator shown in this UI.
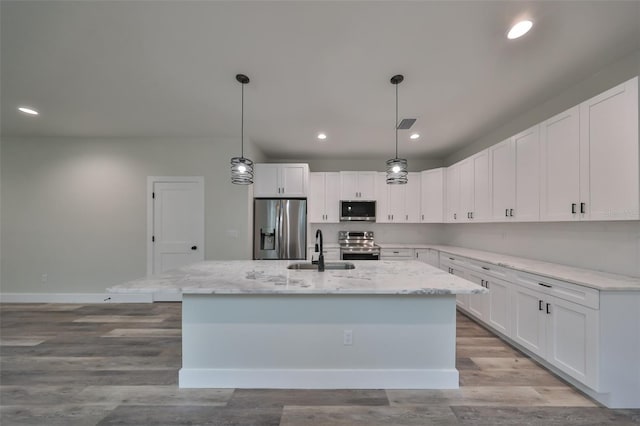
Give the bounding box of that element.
[254,199,307,260]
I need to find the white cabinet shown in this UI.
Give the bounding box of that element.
[380,248,415,260]
[540,76,639,222]
[415,248,440,267]
[307,246,340,262]
[420,168,445,223]
[489,125,540,221]
[580,77,639,221]
[445,163,461,222]
[340,171,376,200]
[309,172,340,223]
[540,106,583,221]
[511,271,599,388]
[254,163,309,197]
[376,172,421,223]
[457,150,490,222]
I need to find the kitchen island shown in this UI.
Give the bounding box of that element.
[108,260,485,389]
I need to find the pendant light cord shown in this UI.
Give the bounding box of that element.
[395,82,398,159]
[241,82,244,158]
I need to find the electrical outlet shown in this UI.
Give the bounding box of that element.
[343,330,353,346]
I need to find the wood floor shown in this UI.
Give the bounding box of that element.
[1,303,638,425]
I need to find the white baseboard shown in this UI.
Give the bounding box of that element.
[0,293,154,303]
[179,368,459,389]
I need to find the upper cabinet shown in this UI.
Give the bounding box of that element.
[254,163,309,198]
[540,76,639,221]
[340,171,377,200]
[446,163,461,222]
[457,149,490,222]
[580,77,638,221]
[421,168,445,223]
[376,172,421,223]
[308,172,340,223]
[489,125,540,221]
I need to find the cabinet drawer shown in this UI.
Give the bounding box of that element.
[464,259,509,281]
[381,248,415,258]
[513,270,599,309]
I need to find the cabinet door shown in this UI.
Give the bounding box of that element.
[280,164,308,197]
[324,172,341,223]
[472,150,490,221]
[446,163,461,222]
[489,138,516,221]
[357,172,377,200]
[547,296,598,388]
[512,285,547,358]
[540,106,581,221]
[442,261,468,309]
[421,168,444,223]
[459,158,474,222]
[486,278,511,336]
[253,164,280,197]
[405,172,422,222]
[340,172,359,199]
[308,173,326,223]
[580,77,639,221]
[388,184,405,222]
[514,125,540,222]
[466,271,488,320]
[375,173,391,223]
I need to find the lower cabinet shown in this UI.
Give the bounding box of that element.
[380,248,415,260]
[415,248,440,267]
[307,247,340,262]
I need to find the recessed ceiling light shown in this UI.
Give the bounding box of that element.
[317,133,327,140]
[507,20,533,40]
[18,106,39,115]
[410,133,420,140]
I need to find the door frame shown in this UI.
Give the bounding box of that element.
[147,176,205,276]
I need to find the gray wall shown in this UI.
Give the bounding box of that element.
[269,157,443,173]
[445,50,640,165]
[0,136,265,293]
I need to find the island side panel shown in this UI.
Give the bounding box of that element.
[180,293,458,389]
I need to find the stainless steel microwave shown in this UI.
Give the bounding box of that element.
[340,200,376,222]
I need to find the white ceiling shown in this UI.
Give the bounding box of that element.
[1,1,639,160]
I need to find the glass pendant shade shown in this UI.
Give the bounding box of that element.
[386,157,408,184]
[231,156,254,185]
[231,73,254,185]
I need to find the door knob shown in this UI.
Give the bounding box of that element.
[191,246,198,250]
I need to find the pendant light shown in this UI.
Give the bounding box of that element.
[230,74,254,185]
[386,74,408,184]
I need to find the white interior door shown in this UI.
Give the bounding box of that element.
[150,178,204,274]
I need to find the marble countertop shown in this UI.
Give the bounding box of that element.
[423,245,640,292]
[108,260,487,296]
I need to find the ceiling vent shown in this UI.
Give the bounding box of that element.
[397,118,416,129]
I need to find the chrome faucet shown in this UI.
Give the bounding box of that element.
[315,229,325,272]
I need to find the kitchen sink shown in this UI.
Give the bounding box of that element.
[287,262,355,270]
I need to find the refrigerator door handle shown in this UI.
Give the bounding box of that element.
[276,200,283,259]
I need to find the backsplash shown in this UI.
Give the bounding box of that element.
[309,223,445,245]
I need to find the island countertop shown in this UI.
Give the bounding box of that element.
[108,260,487,296]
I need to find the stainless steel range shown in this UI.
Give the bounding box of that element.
[339,231,381,260]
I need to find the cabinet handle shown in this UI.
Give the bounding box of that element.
[546,303,551,315]
[486,281,489,289]
[454,213,457,220]
[481,266,490,270]
[393,251,399,254]
[449,257,455,260]
[505,209,509,217]
[422,214,424,220]
[539,300,543,311]
[538,282,552,288]
[392,214,394,220]
[406,214,408,220]
[510,209,514,217]
[571,203,577,214]
[580,202,585,214]
[480,279,484,287]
